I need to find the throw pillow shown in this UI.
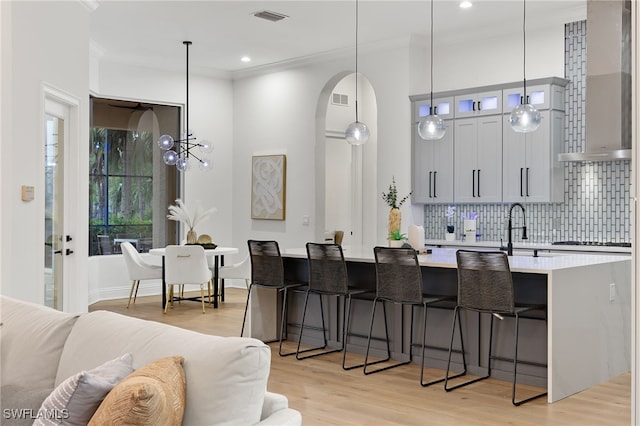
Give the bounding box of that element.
[32,353,134,426]
[88,356,186,426]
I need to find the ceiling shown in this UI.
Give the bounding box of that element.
[89,0,586,77]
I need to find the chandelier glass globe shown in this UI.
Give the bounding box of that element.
[509,103,541,133]
[163,150,178,166]
[176,157,191,172]
[417,114,446,140]
[345,121,370,145]
[158,134,174,150]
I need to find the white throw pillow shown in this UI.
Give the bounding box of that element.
[33,353,134,426]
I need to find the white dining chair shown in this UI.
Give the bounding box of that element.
[121,242,163,308]
[164,245,212,314]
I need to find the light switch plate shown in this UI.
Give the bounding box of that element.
[21,185,34,201]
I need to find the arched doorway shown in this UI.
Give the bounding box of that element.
[314,72,377,247]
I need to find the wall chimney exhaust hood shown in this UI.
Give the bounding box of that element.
[558,0,631,162]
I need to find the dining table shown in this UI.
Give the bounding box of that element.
[149,246,239,309]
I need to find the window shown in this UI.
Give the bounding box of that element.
[89,97,180,255]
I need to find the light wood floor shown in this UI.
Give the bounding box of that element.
[90,288,631,425]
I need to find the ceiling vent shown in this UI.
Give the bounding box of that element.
[253,10,289,22]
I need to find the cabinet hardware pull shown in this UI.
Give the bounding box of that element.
[472,101,476,111]
[526,167,530,197]
[477,169,481,197]
[434,106,438,115]
[433,171,437,198]
[520,95,524,105]
[520,168,524,197]
[526,95,530,103]
[478,101,482,111]
[472,170,476,197]
[428,171,432,198]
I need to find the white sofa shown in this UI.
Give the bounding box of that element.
[0,296,302,425]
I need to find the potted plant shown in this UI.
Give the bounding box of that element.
[445,205,456,241]
[382,176,411,241]
[388,229,407,248]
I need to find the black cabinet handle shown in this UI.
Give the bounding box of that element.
[526,168,530,197]
[478,101,482,111]
[434,106,438,115]
[526,95,530,104]
[433,171,437,198]
[520,168,524,197]
[477,169,481,197]
[520,95,524,105]
[428,172,432,198]
[472,170,476,197]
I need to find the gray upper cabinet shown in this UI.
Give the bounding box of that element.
[454,115,502,203]
[502,80,567,203]
[411,77,567,205]
[412,97,454,204]
[454,90,502,118]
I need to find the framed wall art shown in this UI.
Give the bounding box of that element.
[251,154,286,220]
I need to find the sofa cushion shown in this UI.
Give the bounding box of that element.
[0,296,79,389]
[0,385,53,426]
[33,353,134,426]
[56,310,271,425]
[88,356,186,426]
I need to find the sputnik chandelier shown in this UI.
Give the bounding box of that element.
[158,41,213,172]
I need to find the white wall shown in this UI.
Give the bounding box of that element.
[1,1,90,312]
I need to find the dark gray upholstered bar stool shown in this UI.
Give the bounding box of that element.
[296,242,373,368]
[241,240,307,356]
[445,249,547,406]
[364,246,459,386]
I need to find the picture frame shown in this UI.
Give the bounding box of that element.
[251,154,286,220]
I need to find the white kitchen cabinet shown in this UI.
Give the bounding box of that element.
[503,83,566,113]
[454,90,502,118]
[453,115,502,203]
[502,110,565,203]
[412,97,454,203]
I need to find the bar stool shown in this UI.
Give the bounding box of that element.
[444,249,547,406]
[241,240,307,356]
[295,242,372,369]
[364,246,459,386]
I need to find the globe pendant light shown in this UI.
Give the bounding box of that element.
[345,0,369,145]
[509,0,541,133]
[157,41,214,172]
[418,0,445,141]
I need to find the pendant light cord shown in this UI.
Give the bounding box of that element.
[430,0,434,114]
[354,0,360,123]
[184,40,192,157]
[522,0,527,101]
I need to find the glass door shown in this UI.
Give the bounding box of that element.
[44,100,67,310]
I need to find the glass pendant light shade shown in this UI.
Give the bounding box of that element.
[163,150,178,165]
[158,134,174,150]
[345,121,370,145]
[176,157,191,172]
[509,102,541,133]
[199,158,213,171]
[200,140,214,153]
[418,114,446,140]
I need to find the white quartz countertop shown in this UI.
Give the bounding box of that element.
[424,239,632,254]
[283,245,631,275]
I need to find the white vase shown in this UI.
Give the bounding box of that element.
[388,240,404,248]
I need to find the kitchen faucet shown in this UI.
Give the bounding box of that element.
[505,202,528,256]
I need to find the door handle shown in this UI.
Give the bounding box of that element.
[54,250,62,255]
[65,249,74,256]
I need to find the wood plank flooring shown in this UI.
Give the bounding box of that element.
[90,288,630,425]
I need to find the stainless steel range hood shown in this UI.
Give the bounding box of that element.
[558,0,631,162]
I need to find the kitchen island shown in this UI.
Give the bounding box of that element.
[245,245,631,403]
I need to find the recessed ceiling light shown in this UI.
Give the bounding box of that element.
[459,1,472,9]
[241,56,251,63]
